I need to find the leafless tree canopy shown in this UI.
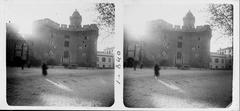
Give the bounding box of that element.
[208,4,233,36]
[96,3,115,36]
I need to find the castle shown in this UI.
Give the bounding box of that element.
[31,9,99,67]
[124,11,212,68]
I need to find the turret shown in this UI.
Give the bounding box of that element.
[183,10,195,30]
[70,9,82,27]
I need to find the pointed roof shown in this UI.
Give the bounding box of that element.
[184,10,195,19]
[72,9,81,17]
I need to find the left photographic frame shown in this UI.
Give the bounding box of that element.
[6,0,115,107]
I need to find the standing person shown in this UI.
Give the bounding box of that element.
[27,61,31,68]
[42,63,48,76]
[140,63,143,69]
[21,59,25,70]
[154,64,160,80]
[133,61,137,71]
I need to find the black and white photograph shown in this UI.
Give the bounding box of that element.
[6,0,115,107]
[0,0,239,110]
[123,2,234,108]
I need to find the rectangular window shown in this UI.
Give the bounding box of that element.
[222,59,224,63]
[64,51,69,58]
[177,52,182,59]
[97,57,99,62]
[177,42,182,48]
[64,41,69,47]
[109,58,111,62]
[215,58,219,63]
[102,57,106,62]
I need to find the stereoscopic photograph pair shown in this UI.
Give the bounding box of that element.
[5,0,236,109]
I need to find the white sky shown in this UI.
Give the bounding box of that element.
[5,0,114,51]
[124,2,232,52]
[5,0,232,52]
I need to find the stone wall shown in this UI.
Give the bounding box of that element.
[32,18,98,67]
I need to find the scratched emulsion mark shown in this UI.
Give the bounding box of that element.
[45,78,73,92]
[157,79,185,93]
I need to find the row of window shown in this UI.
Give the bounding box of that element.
[64,41,88,48]
[210,65,225,69]
[177,42,200,49]
[211,58,232,64]
[177,36,201,40]
[97,57,112,62]
[64,35,88,40]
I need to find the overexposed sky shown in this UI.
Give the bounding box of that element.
[6,0,232,52]
[6,0,114,51]
[124,2,232,52]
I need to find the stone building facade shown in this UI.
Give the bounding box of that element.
[97,51,114,68]
[6,23,29,67]
[124,11,212,68]
[209,52,226,69]
[216,47,233,69]
[31,10,98,67]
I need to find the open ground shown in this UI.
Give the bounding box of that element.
[124,68,232,108]
[7,67,114,107]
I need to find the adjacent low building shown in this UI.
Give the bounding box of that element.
[210,47,233,70]
[209,52,226,69]
[97,48,114,69]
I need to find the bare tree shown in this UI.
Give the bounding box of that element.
[208,4,233,36]
[95,3,115,39]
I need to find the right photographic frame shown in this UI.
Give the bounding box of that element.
[123,0,236,108]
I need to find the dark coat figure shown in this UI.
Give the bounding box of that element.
[154,64,160,79]
[21,60,25,70]
[42,63,48,76]
[27,63,31,68]
[133,61,137,71]
[27,61,31,68]
[140,63,143,69]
